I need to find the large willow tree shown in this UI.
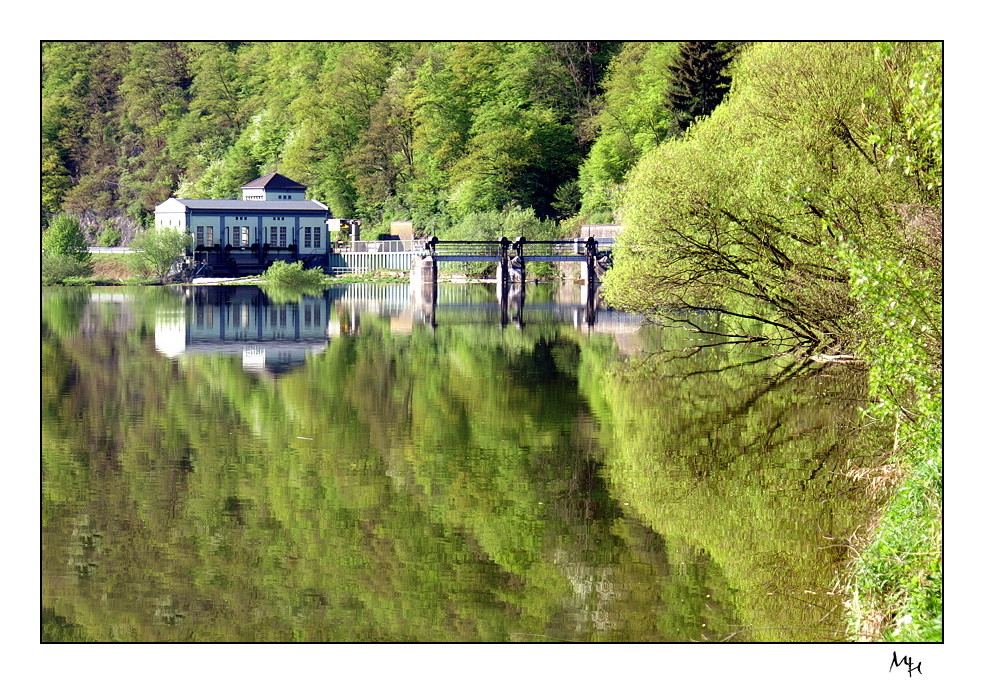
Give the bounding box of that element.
[605,42,942,355]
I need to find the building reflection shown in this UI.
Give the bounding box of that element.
[155,286,333,376]
[154,283,648,374]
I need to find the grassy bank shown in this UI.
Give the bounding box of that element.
[846,405,942,641]
[49,254,413,287]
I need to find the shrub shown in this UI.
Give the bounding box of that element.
[129,228,193,283]
[42,252,93,285]
[98,226,123,247]
[261,260,325,288]
[42,214,92,284]
[43,214,91,265]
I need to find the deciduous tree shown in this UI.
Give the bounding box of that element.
[129,228,192,283]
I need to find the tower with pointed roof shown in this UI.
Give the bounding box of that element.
[241,173,307,201]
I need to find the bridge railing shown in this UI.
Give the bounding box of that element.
[428,240,506,258]
[419,236,612,260]
[340,239,426,253]
[518,240,584,257]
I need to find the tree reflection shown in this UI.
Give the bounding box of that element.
[42,287,884,642]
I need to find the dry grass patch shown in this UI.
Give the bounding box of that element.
[91,254,137,282]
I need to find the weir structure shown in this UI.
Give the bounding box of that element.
[410,236,608,286]
[409,236,612,328]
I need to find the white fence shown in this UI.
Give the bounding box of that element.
[341,240,426,254]
[328,251,414,273]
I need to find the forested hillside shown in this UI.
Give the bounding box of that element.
[43,41,654,238]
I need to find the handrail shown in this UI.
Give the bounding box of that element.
[419,236,600,258]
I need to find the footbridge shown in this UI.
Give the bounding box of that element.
[411,236,613,289]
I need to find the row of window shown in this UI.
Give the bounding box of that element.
[194,226,323,248]
[193,305,324,329]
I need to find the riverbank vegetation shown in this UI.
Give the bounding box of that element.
[606,41,941,640]
[42,214,92,284]
[41,40,942,641]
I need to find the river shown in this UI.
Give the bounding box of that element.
[41,282,885,642]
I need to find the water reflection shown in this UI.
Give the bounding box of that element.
[155,286,333,376]
[42,285,885,643]
[153,283,646,375]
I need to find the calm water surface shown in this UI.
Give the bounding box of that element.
[41,283,884,642]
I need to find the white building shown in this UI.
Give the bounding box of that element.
[154,173,333,276]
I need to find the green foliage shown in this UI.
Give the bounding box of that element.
[848,407,941,641]
[260,260,325,288]
[833,44,941,642]
[42,252,93,285]
[42,214,93,284]
[41,41,623,233]
[664,41,739,136]
[606,42,939,349]
[43,214,92,262]
[129,228,193,282]
[869,43,942,198]
[840,246,941,423]
[98,225,123,247]
[576,42,677,217]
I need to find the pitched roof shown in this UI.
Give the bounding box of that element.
[160,198,330,212]
[241,173,307,190]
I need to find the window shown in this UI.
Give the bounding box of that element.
[304,226,312,248]
[269,226,288,247]
[240,226,249,246]
[313,226,321,249]
[232,304,250,328]
[196,226,214,247]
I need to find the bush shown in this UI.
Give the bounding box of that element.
[42,214,92,284]
[42,252,93,285]
[98,226,123,247]
[43,214,91,265]
[261,260,325,288]
[129,228,193,283]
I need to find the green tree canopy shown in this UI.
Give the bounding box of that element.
[43,214,91,263]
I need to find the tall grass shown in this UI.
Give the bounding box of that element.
[847,404,942,641]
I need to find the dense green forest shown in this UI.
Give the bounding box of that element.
[42,41,619,237]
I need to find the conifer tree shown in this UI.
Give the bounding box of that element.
[664,41,738,136]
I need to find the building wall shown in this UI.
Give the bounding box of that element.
[244,189,305,201]
[298,217,327,254]
[181,212,328,252]
[156,211,187,229]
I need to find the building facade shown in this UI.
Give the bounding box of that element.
[155,173,333,276]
